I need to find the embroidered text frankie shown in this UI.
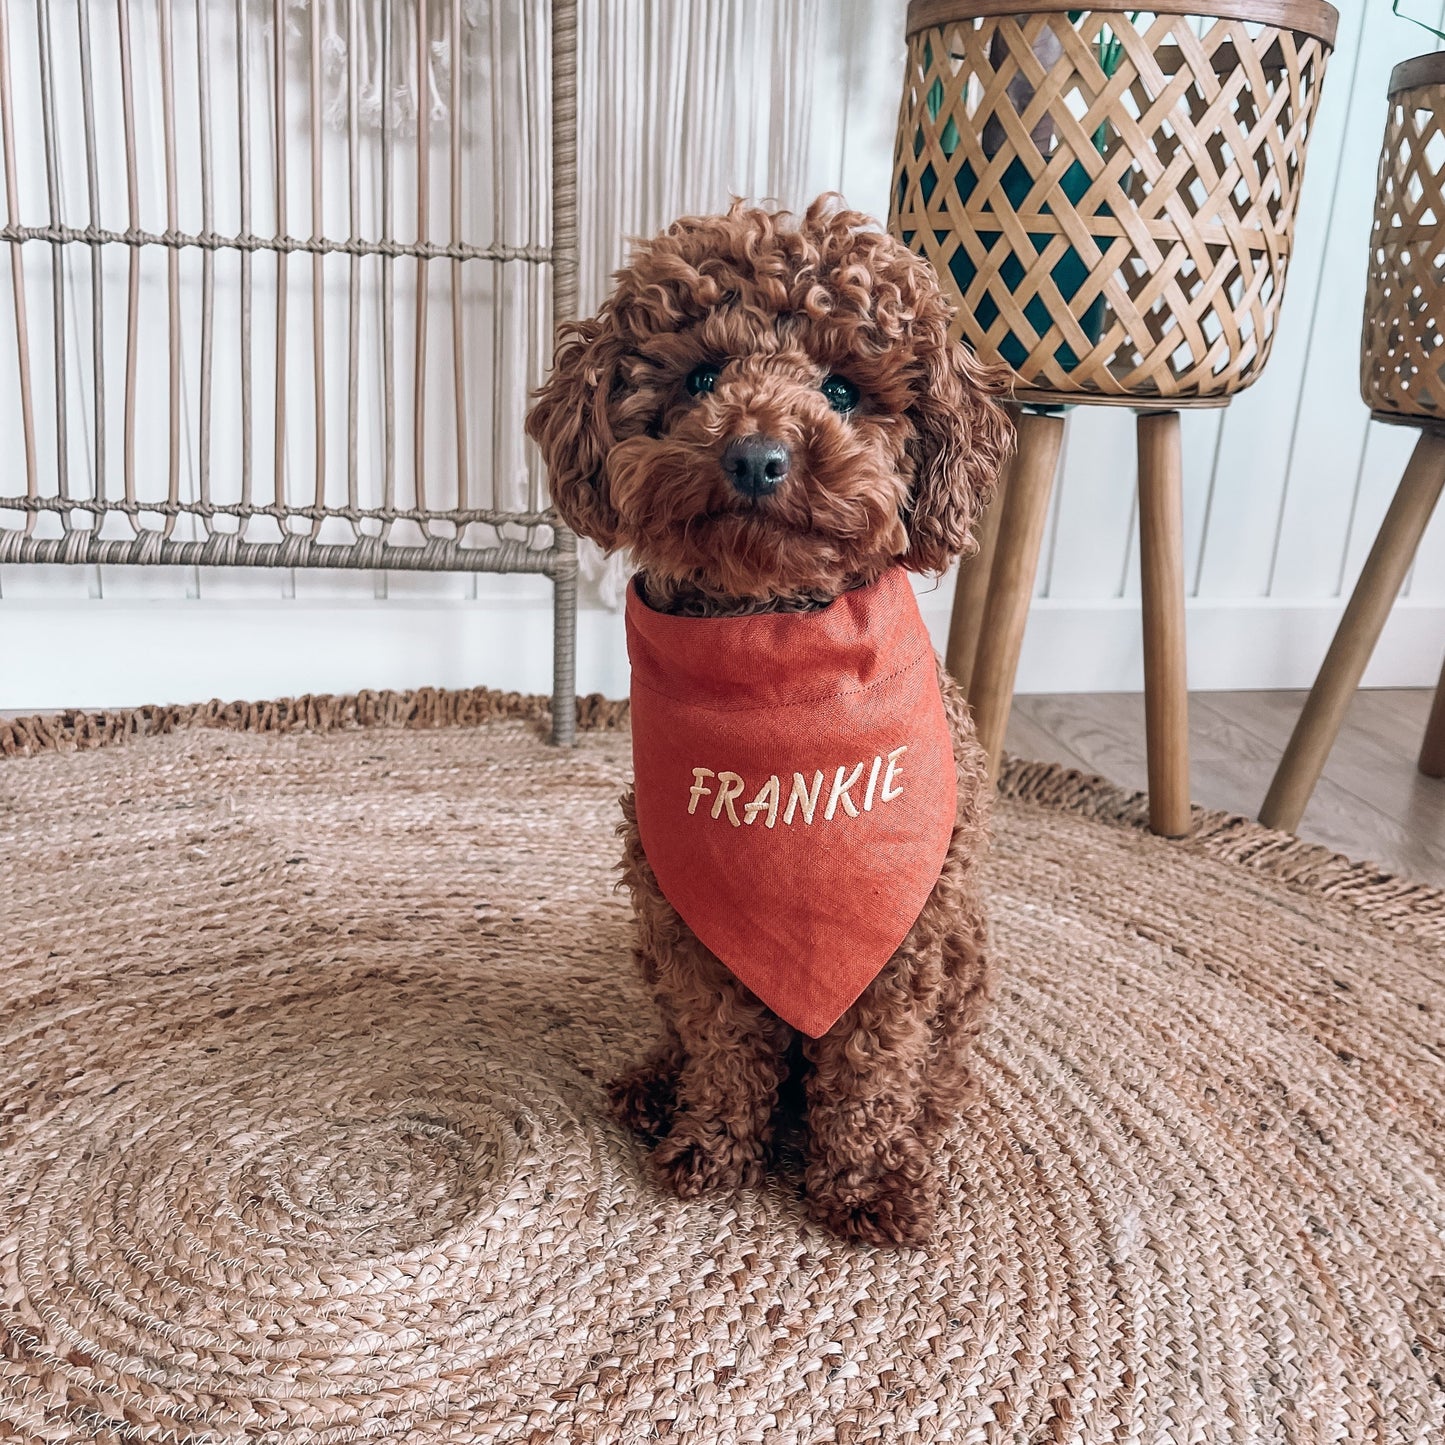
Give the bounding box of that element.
[685,748,910,827]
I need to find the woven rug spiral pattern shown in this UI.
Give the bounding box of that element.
[1,693,1442,1443]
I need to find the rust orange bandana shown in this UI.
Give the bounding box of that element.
[625,566,957,1038]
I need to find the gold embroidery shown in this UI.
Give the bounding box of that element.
[742,775,781,828]
[784,770,825,826]
[711,771,745,826]
[688,751,908,825]
[688,768,715,815]
[881,745,907,803]
[825,762,865,820]
[863,755,882,811]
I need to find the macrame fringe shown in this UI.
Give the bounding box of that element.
[998,756,1445,939]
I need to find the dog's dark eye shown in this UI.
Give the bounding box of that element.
[685,363,723,397]
[821,375,859,413]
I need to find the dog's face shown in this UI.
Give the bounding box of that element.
[525,199,1012,605]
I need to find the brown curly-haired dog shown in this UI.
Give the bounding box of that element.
[526,197,1012,1246]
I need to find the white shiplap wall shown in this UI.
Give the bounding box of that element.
[2,0,1443,708]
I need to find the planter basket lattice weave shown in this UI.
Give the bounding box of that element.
[1361,52,1445,427]
[891,1,1338,406]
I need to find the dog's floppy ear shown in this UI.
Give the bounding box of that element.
[902,319,1013,575]
[525,316,627,550]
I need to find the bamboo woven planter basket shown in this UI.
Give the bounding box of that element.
[891,0,1340,839]
[1361,52,1445,427]
[891,1,1338,407]
[1262,51,1445,832]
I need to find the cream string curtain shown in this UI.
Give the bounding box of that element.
[272,0,486,135]
[255,0,836,605]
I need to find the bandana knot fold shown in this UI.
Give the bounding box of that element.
[625,567,957,1037]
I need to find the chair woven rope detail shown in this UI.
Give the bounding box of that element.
[0,0,581,743]
[0,224,551,264]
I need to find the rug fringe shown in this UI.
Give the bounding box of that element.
[0,686,631,760]
[997,755,1445,940]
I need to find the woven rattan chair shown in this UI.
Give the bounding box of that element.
[1261,52,1445,830]
[891,0,1339,834]
[0,0,581,743]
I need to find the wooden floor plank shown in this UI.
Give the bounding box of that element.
[1208,689,1435,825]
[1347,688,1433,760]
[1002,706,1093,775]
[1191,694,1445,884]
[1012,690,1445,888]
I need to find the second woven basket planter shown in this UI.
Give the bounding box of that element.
[1361,52,1445,427]
[1261,50,1445,833]
[890,0,1339,837]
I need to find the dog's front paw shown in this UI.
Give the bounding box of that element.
[606,1059,680,1142]
[651,1118,764,1199]
[805,1166,939,1248]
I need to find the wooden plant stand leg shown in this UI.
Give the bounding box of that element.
[945,410,1017,693]
[1260,427,1445,832]
[967,408,1066,779]
[1136,411,1192,838]
[1417,652,1445,779]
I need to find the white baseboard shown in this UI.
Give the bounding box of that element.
[1008,597,1444,692]
[2,593,1442,711]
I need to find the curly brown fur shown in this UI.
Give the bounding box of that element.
[526,197,1012,1246]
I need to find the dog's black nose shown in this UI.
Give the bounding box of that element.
[722,435,790,498]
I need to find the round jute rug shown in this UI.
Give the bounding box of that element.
[1,692,1442,1443]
